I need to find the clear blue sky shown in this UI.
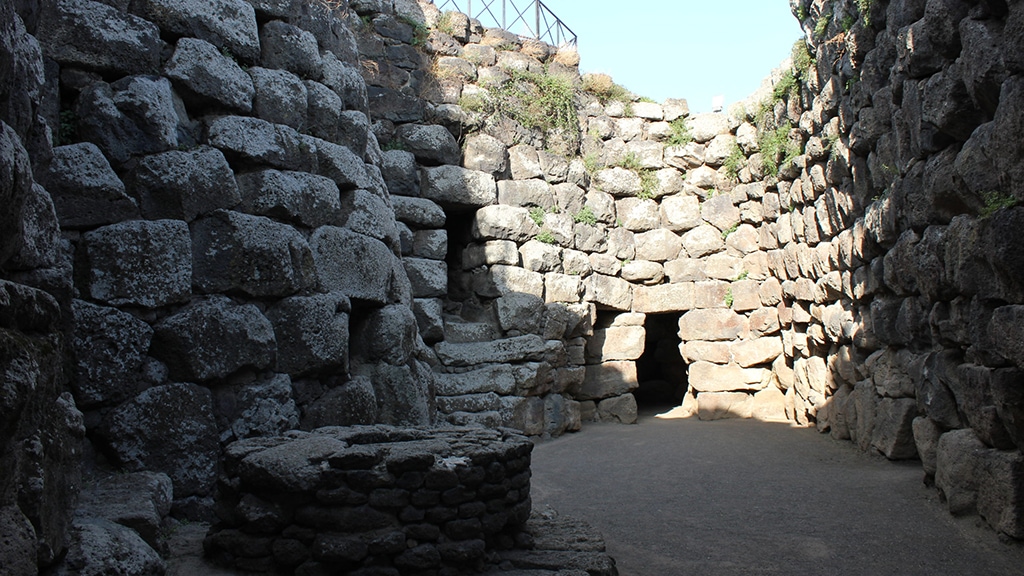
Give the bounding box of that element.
[544,1,805,112]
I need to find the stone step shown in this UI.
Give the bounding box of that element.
[434,334,549,367]
[442,317,499,343]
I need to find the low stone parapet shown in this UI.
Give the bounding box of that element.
[206,425,534,574]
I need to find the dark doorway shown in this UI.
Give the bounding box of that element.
[635,313,688,410]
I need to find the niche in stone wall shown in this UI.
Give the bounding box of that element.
[635,313,687,410]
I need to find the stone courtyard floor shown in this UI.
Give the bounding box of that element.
[530,409,1024,576]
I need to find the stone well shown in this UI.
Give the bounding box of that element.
[205,425,534,574]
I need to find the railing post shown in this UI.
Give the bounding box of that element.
[468,0,472,19]
[535,0,540,39]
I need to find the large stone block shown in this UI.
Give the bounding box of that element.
[435,365,518,396]
[977,449,1024,539]
[353,304,418,367]
[98,383,219,497]
[584,274,632,311]
[71,300,153,409]
[58,517,165,576]
[215,373,299,443]
[260,19,322,79]
[435,335,548,367]
[392,196,445,229]
[678,309,748,341]
[153,297,276,382]
[341,189,398,246]
[688,361,767,393]
[39,0,162,75]
[697,391,753,420]
[496,292,546,335]
[463,133,508,177]
[577,362,638,401]
[731,337,782,368]
[191,210,316,298]
[634,229,682,262]
[128,146,241,222]
[301,378,379,429]
[421,165,496,208]
[249,66,308,130]
[396,123,460,166]
[75,76,180,164]
[660,194,701,231]
[936,428,988,516]
[597,394,638,424]
[497,179,554,208]
[361,360,434,427]
[85,219,191,308]
[633,283,695,314]
[479,265,544,298]
[585,326,645,363]
[237,168,340,228]
[871,398,919,460]
[164,37,254,112]
[130,0,260,61]
[311,226,395,304]
[46,143,138,229]
[404,258,447,298]
[267,292,350,376]
[208,116,315,172]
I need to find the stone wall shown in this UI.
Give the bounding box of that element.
[2,0,1024,571]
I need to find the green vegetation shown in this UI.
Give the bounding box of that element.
[796,5,808,21]
[723,143,745,182]
[734,270,750,281]
[637,96,657,103]
[757,122,802,177]
[458,92,488,112]
[400,16,429,46]
[490,67,579,143]
[583,153,604,175]
[382,139,407,151]
[979,191,1018,218]
[814,11,831,40]
[857,0,874,26]
[724,287,734,308]
[359,14,374,33]
[773,69,799,103]
[536,230,557,244]
[638,170,658,200]
[791,40,815,80]
[666,117,693,147]
[573,206,598,226]
[529,206,547,227]
[842,15,856,32]
[616,152,642,171]
[721,224,739,240]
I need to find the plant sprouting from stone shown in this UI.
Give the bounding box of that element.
[616,152,642,171]
[721,224,739,240]
[723,143,745,182]
[573,206,598,226]
[724,287,734,308]
[857,0,874,26]
[529,206,546,227]
[436,11,458,36]
[536,230,557,244]
[492,67,580,144]
[758,122,801,177]
[399,16,429,47]
[734,270,749,281]
[791,40,815,81]
[666,118,693,147]
[583,153,604,175]
[979,191,1017,218]
[638,170,658,200]
[814,11,832,40]
[57,109,77,146]
[582,73,632,105]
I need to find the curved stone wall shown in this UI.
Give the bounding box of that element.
[206,425,533,574]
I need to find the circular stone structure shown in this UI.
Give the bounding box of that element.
[205,425,534,574]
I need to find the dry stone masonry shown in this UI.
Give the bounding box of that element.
[1,0,1023,573]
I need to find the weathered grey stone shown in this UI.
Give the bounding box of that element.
[660,194,701,232]
[435,366,518,396]
[164,37,254,111]
[39,0,162,75]
[363,360,434,426]
[75,76,180,165]
[380,150,420,197]
[404,258,447,298]
[191,210,315,298]
[45,143,138,229]
[632,229,682,262]
[936,428,988,515]
[584,274,632,311]
[71,300,153,409]
[616,198,660,231]
[871,398,919,460]
[56,517,165,576]
[128,146,240,221]
[218,373,299,443]
[354,304,418,367]
[509,144,543,180]
[311,226,395,304]
[955,365,1016,450]
[593,167,641,197]
[412,229,447,260]
[396,123,460,166]
[0,124,30,267]
[697,391,753,420]
[390,196,445,230]
[689,362,767,393]
[85,219,191,307]
[578,362,638,401]
[731,337,783,368]
[681,224,726,258]
[597,394,638,424]
[5,181,60,271]
[153,297,275,381]
[632,283,695,314]
[314,138,376,190]
[435,335,548,367]
[261,19,322,78]
[322,52,369,111]
[976,449,1024,539]
[267,292,350,376]
[476,265,544,299]
[518,240,561,273]
[305,80,343,142]
[76,471,172,549]
[302,378,379,428]
[586,326,645,363]
[472,205,539,242]
[678,309,748,341]
[496,292,546,335]
[99,383,219,496]
[914,416,944,476]
[498,179,554,209]
[620,260,664,284]
[130,0,260,61]
[208,115,315,172]
[463,133,508,176]
[235,434,348,492]
[249,67,308,130]
[421,165,496,208]
[237,169,340,228]
[412,298,444,344]
[341,189,398,246]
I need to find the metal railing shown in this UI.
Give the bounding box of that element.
[435,0,577,46]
